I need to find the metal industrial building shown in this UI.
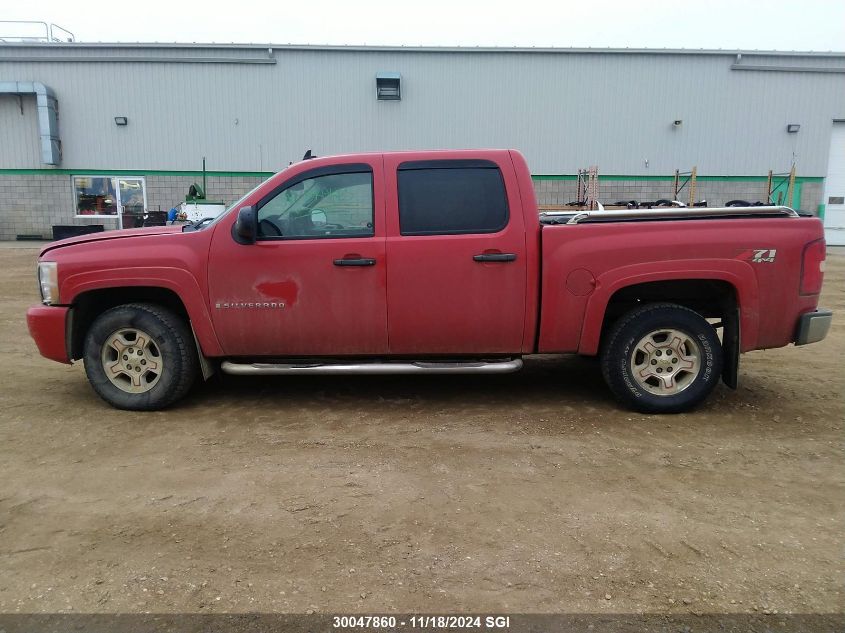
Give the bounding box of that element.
[1,42,844,242]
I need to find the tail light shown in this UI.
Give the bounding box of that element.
[800,238,826,295]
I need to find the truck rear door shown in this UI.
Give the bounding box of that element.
[384,154,527,354]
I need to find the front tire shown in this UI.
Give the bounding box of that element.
[83,303,198,410]
[600,303,722,413]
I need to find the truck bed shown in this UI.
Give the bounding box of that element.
[536,209,824,355]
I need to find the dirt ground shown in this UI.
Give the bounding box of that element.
[0,242,842,616]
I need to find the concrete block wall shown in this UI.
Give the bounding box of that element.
[143,175,265,215]
[0,174,114,240]
[0,173,826,241]
[801,182,824,211]
[0,174,265,240]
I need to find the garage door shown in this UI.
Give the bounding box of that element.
[823,122,845,246]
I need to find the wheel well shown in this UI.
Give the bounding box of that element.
[69,287,190,360]
[599,279,740,388]
[601,279,738,341]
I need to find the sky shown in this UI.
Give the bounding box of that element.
[3,0,844,51]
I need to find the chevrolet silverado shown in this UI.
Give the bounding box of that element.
[27,150,832,413]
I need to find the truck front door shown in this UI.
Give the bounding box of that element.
[384,156,528,354]
[207,160,388,356]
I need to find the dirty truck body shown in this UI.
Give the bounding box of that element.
[27,150,831,412]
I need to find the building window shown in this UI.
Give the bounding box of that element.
[376,72,401,100]
[73,175,148,228]
[73,176,117,216]
[397,161,509,235]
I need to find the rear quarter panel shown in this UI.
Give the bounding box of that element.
[538,216,825,354]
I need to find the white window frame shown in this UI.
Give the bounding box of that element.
[72,175,147,227]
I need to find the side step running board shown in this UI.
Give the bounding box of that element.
[220,358,523,376]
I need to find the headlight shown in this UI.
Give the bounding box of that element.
[38,262,59,305]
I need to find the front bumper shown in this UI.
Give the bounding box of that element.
[26,305,71,364]
[795,308,833,346]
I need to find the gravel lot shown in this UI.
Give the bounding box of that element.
[0,243,842,615]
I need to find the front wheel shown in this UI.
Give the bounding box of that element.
[600,303,722,413]
[83,303,198,410]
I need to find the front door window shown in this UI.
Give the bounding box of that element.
[257,171,374,239]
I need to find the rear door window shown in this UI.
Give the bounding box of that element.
[397,160,509,235]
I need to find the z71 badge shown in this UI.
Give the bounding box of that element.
[740,249,777,263]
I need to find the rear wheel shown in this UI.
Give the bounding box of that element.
[600,303,722,413]
[83,303,198,410]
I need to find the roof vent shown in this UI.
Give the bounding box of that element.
[376,72,401,101]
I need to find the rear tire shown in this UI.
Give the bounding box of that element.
[600,303,722,413]
[83,303,198,410]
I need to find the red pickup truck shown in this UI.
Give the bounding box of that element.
[27,150,831,413]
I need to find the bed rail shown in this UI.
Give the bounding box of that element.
[540,205,800,225]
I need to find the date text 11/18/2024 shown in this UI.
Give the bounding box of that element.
[332,615,511,629]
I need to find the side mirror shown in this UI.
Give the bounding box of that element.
[233,206,257,244]
[310,209,327,225]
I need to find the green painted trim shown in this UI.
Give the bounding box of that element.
[0,168,826,183]
[530,174,578,181]
[0,168,275,177]
[818,204,826,219]
[532,174,825,183]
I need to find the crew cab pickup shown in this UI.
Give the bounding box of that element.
[27,150,832,412]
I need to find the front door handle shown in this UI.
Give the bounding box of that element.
[334,257,376,266]
[473,253,517,262]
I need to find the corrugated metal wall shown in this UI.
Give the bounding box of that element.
[1,44,843,175]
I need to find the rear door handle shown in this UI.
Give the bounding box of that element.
[473,253,517,262]
[333,257,376,266]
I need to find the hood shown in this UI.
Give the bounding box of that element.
[40,226,184,256]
